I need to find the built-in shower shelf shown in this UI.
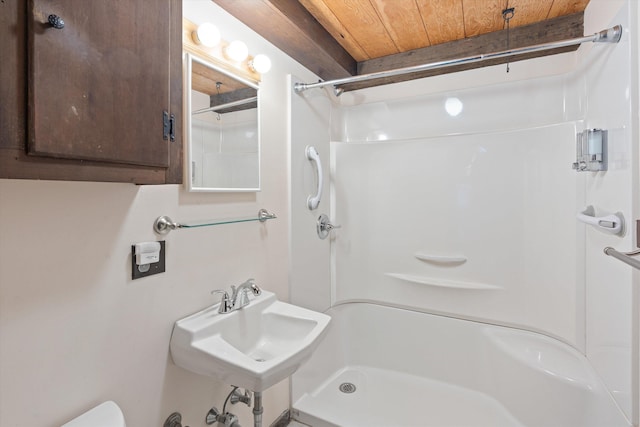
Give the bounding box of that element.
[153,209,276,235]
[385,273,501,290]
[414,253,467,265]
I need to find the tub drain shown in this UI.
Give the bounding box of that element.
[339,382,356,393]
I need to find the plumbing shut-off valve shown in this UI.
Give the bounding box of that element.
[206,387,252,426]
[206,408,240,427]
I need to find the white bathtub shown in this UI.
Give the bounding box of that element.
[291,303,630,427]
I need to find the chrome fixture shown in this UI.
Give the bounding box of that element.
[294,25,622,94]
[604,247,640,271]
[231,278,262,309]
[572,129,607,172]
[229,388,252,406]
[205,407,240,427]
[206,386,253,426]
[211,278,262,314]
[339,382,357,393]
[153,209,276,234]
[210,290,233,314]
[163,412,184,427]
[317,214,341,240]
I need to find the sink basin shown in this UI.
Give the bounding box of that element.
[169,290,331,391]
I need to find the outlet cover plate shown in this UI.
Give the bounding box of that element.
[131,240,165,280]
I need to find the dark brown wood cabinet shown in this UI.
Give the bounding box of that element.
[0,0,182,184]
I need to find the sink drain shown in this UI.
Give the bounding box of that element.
[338,382,356,393]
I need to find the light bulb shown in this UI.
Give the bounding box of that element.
[249,54,272,74]
[193,22,220,48]
[225,40,249,62]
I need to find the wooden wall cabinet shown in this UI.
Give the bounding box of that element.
[0,0,182,184]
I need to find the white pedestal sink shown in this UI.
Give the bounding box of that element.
[169,290,331,391]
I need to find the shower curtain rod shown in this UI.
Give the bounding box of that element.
[294,25,622,94]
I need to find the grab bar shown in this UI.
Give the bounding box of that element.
[604,247,640,270]
[306,146,323,210]
[577,206,625,236]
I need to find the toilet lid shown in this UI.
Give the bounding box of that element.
[61,401,126,427]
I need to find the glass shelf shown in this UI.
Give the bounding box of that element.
[154,209,276,234]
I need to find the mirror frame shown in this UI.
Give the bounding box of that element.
[185,52,261,192]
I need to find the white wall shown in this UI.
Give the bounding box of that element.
[0,2,319,426]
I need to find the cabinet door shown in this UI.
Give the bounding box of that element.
[28,0,171,167]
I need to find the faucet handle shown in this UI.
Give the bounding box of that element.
[211,289,233,313]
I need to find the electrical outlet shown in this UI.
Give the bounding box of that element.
[131,240,165,280]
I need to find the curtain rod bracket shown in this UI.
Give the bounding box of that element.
[594,25,622,43]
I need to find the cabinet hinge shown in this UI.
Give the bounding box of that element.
[163,111,176,142]
[170,113,176,142]
[163,111,170,141]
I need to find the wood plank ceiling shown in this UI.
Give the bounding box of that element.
[212,0,591,91]
[300,0,590,61]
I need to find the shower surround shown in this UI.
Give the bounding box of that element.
[288,0,636,425]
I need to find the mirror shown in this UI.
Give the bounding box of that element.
[185,53,260,192]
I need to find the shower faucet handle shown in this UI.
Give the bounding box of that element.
[317,214,341,240]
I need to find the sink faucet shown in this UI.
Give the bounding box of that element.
[231,278,262,309]
[211,278,262,314]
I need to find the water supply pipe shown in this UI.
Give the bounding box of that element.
[253,391,263,427]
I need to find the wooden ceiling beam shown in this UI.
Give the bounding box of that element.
[211,0,357,80]
[347,12,584,91]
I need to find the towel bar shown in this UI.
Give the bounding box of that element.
[154,209,276,235]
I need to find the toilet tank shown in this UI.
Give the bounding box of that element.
[61,401,126,427]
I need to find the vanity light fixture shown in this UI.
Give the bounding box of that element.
[225,40,249,62]
[192,22,221,48]
[249,54,272,74]
[183,18,265,81]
